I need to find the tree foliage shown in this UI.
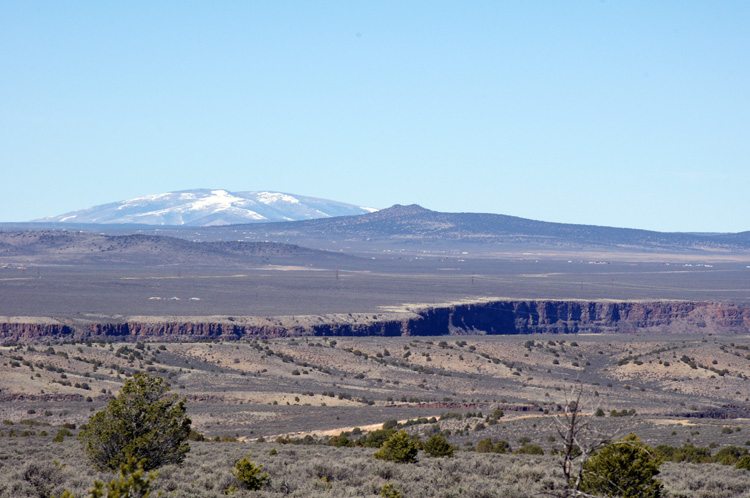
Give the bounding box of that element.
[381,483,403,498]
[359,428,397,448]
[423,434,455,458]
[373,430,419,463]
[712,445,747,466]
[654,443,712,464]
[476,438,511,454]
[231,453,269,491]
[514,444,544,455]
[326,434,355,447]
[551,383,638,497]
[55,457,160,498]
[735,454,750,471]
[79,373,191,472]
[580,434,662,498]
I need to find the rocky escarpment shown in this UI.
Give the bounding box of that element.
[2,299,750,344]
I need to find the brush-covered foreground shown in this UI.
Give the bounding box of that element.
[2,438,750,498]
[4,334,750,496]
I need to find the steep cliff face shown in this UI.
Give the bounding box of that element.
[2,300,749,343]
[0,322,76,342]
[416,300,750,336]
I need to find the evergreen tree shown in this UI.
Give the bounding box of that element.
[580,434,662,498]
[232,453,269,491]
[423,434,455,458]
[373,430,419,463]
[79,373,191,472]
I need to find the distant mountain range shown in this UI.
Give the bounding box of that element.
[33,189,377,226]
[11,193,750,257]
[180,204,750,255]
[0,231,353,267]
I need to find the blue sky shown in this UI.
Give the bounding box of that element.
[2,2,749,232]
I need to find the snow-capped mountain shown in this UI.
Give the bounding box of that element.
[34,189,378,226]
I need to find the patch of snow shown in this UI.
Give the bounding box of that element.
[360,206,379,213]
[119,192,171,206]
[189,190,249,211]
[256,192,300,205]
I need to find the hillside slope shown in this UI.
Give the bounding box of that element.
[181,204,750,254]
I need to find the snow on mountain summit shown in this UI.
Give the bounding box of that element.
[35,189,378,226]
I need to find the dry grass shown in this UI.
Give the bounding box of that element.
[3,436,750,498]
[3,334,750,440]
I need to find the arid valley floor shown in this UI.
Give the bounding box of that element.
[2,224,750,496]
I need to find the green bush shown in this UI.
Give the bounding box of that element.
[79,373,191,471]
[382,419,398,430]
[476,438,511,454]
[581,434,662,498]
[373,430,419,463]
[656,443,712,464]
[381,483,403,498]
[231,453,269,491]
[514,444,544,455]
[735,454,750,470]
[53,428,73,442]
[54,456,159,498]
[327,434,355,447]
[423,434,455,458]
[713,446,747,466]
[359,428,397,448]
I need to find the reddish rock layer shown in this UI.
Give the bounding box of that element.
[2,300,749,344]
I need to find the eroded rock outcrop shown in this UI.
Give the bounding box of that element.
[2,299,749,344]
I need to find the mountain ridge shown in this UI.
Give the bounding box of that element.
[192,203,750,254]
[0,230,356,266]
[33,189,377,226]
[13,198,750,256]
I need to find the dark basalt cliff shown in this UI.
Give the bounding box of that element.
[2,300,749,344]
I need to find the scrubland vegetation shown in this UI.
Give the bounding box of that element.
[4,436,750,497]
[4,334,750,496]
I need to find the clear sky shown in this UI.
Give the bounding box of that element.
[2,2,749,232]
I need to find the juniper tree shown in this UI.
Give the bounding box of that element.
[231,453,269,491]
[79,373,191,472]
[580,434,663,498]
[373,430,419,463]
[423,434,455,458]
[552,382,634,497]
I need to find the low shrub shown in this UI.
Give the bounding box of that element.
[514,444,544,455]
[231,453,269,491]
[373,430,419,464]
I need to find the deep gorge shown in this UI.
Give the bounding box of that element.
[2,299,750,344]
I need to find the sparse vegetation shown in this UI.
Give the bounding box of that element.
[4,334,750,496]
